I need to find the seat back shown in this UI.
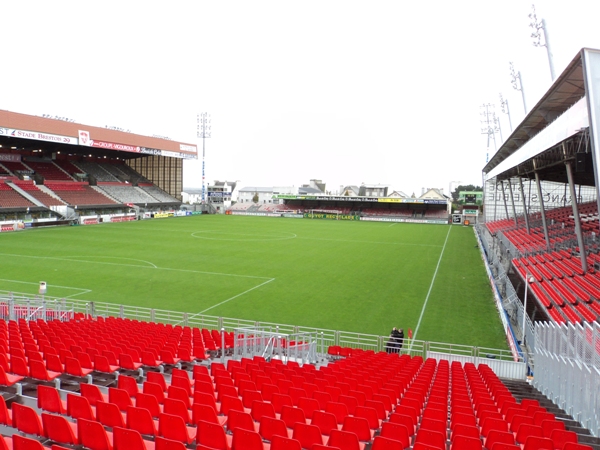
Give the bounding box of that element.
[549,430,578,449]
[136,392,162,418]
[171,375,192,396]
[109,387,133,412]
[228,409,257,433]
[371,436,405,450]
[270,434,302,450]
[163,398,192,424]
[325,401,349,425]
[342,415,372,442]
[77,417,113,450]
[197,419,231,450]
[0,396,11,426]
[450,434,483,450]
[354,405,379,429]
[37,385,66,414]
[167,385,191,409]
[311,410,339,436]
[143,382,166,404]
[127,405,158,437]
[155,436,188,449]
[41,412,78,445]
[521,436,555,450]
[327,429,363,450]
[80,383,107,407]
[113,426,148,450]
[146,371,168,391]
[10,435,47,450]
[97,401,126,428]
[259,415,289,442]
[281,405,307,429]
[292,422,325,449]
[232,427,266,450]
[117,374,139,397]
[12,403,44,436]
[67,393,95,420]
[380,422,410,448]
[158,413,194,444]
[272,393,294,414]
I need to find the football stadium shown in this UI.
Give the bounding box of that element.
[1,47,600,450]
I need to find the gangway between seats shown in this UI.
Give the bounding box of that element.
[233,326,318,365]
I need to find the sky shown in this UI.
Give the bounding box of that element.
[3,1,600,196]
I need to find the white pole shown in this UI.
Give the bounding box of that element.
[522,276,532,345]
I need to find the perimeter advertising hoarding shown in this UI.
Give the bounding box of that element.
[78,130,197,159]
[0,127,78,145]
[274,194,446,205]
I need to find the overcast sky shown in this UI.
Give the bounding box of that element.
[3,1,600,196]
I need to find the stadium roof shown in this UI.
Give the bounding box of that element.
[0,109,197,159]
[483,48,595,187]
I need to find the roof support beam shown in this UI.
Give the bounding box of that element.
[518,177,531,234]
[565,159,587,272]
[534,167,551,252]
[500,180,510,221]
[507,179,519,229]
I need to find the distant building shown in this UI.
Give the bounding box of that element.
[420,188,448,200]
[340,185,360,197]
[207,181,237,209]
[238,187,275,204]
[181,188,203,204]
[388,190,409,198]
[359,184,388,197]
[182,181,237,211]
[300,179,326,193]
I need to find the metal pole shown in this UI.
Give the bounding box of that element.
[565,161,588,272]
[493,181,499,221]
[221,327,225,364]
[500,180,510,220]
[522,276,531,346]
[534,170,551,251]
[542,18,556,81]
[507,179,519,228]
[518,72,528,114]
[519,177,531,234]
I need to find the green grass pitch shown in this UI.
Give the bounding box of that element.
[0,215,508,350]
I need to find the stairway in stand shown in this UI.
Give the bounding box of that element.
[501,377,600,450]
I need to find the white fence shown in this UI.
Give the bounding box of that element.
[534,321,600,437]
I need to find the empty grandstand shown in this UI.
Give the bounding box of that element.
[477,48,600,438]
[0,110,194,224]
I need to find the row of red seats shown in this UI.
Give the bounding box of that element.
[513,256,600,324]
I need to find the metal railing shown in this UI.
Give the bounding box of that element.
[0,293,75,322]
[0,290,525,379]
[534,321,600,437]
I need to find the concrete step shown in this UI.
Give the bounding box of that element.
[500,377,600,450]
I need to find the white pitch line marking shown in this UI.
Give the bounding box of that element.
[0,253,271,280]
[195,278,276,315]
[296,237,442,247]
[409,226,452,350]
[0,279,92,298]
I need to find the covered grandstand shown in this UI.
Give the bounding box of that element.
[0,110,195,225]
[479,48,600,437]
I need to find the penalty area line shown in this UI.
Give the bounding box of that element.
[195,278,276,316]
[409,226,452,351]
